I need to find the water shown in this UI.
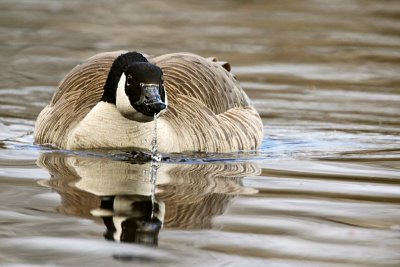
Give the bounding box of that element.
[150,112,162,219]
[1,0,400,266]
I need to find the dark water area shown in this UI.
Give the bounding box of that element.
[1,0,400,266]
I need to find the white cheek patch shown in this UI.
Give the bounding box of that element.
[115,73,154,122]
[164,88,168,108]
[116,73,137,116]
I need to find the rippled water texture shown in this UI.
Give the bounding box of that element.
[1,1,400,266]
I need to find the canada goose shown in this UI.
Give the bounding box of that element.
[34,51,263,153]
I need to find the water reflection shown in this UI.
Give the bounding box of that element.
[37,152,259,245]
[99,195,163,245]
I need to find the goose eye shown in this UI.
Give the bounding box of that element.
[160,75,165,88]
[126,74,133,86]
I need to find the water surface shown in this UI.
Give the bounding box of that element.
[1,0,400,266]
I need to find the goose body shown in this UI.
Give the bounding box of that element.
[34,51,263,153]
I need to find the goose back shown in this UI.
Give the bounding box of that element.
[152,53,263,152]
[35,51,124,148]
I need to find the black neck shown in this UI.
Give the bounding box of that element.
[100,52,148,104]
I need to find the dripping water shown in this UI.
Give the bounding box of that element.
[150,112,162,218]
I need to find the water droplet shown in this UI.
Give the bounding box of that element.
[148,112,162,219]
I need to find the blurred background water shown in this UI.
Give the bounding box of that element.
[1,0,400,266]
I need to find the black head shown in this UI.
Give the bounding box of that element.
[101,52,167,122]
[124,63,167,117]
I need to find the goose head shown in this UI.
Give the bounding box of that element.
[101,52,167,122]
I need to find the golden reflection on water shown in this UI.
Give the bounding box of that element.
[37,152,259,245]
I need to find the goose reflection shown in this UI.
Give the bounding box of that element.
[37,152,259,245]
[98,195,164,245]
